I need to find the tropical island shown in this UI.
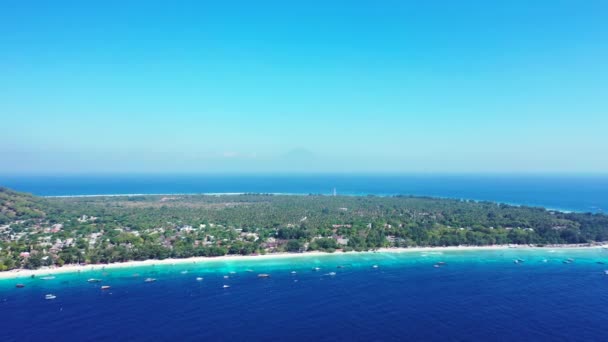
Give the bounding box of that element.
[1,186,607,272]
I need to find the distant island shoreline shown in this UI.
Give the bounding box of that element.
[3,187,608,275]
[41,192,578,215]
[2,244,605,280]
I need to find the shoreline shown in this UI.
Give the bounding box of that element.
[1,244,605,280]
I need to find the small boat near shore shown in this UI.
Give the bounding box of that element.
[87,278,102,283]
[101,285,111,290]
[257,274,270,278]
[223,285,230,288]
[196,277,204,281]
[45,294,57,300]
[15,284,25,288]
[40,276,55,280]
[144,278,156,283]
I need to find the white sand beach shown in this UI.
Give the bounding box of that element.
[1,244,604,280]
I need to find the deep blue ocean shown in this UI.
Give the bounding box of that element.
[1,174,608,212]
[1,249,608,341]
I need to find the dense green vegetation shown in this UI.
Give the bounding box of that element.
[0,187,48,224]
[1,187,607,271]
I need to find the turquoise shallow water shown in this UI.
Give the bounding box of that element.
[2,248,608,290]
[2,249,608,341]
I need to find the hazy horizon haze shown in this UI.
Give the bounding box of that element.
[1,0,607,173]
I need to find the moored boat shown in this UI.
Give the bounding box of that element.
[15,284,25,288]
[45,294,57,300]
[101,285,111,290]
[144,278,156,283]
[87,278,102,283]
[257,274,270,278]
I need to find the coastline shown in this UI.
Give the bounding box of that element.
[2,244,605,280]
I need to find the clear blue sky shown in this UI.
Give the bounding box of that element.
[1,0,607,174]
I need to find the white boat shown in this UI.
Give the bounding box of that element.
[45,294,57,300]
[87,278,102,283]
[433,264,441,268]
[101,285,111,290]
[196,277,204,281]
[604,270,608,275]
[41,276,55,280]
[223,285,230,288]
[180,270,188,274]
[328,272,336,276]
[257,274,270,278]
[313,267,321,271]
[223,275,229,279]
[291,271,297,274]
[372,265,379,269]
[144,278,156,283]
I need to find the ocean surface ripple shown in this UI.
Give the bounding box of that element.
[1,249,607,341]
